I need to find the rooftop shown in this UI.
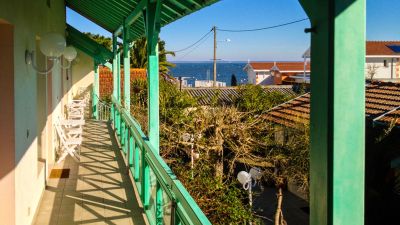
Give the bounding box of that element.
[265,82,400,128]
[246,62,310,72]
[184,85,297,106]
[366,41,400,56]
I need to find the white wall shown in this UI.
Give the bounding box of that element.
[0,1,66,224]
[245,67,274,85]
[0,1,95,224]
[71,49,94,98]
[365,57,400,79]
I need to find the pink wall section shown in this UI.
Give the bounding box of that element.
[0,20,16,225]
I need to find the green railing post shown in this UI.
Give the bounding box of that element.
[142,146,150,208]
[111,104,115,125]
[121,120,126,150]
[129,134,134,168]
[134,143,140,181]
[146,1,163,224]
[299,1,366,225]
[93,63,99,119]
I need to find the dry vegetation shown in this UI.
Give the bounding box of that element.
[126,79,310,224]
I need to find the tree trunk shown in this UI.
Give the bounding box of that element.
[274,187,285,225]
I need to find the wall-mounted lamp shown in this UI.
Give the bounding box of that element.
[25,33,77,75]
[60,46,77,69]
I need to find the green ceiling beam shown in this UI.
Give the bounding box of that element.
[66,2,114,33]
[74,1,123,27]
[114,0,147,37]
[67,0,221,42]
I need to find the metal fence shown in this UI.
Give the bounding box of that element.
[92,93,111,121]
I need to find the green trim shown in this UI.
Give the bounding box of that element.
[66,0,220,42]
[111,97,212,225]
[299,0,366,224]
[123,25,131,112]
[92,64,99,119]
[66,24,112,64]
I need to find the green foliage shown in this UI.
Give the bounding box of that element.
[83,33,175,72]
[129,81,308,223]
[130,37,176,73]
[159,79,196,124]
[263,124,310,193]
[172,161,256,225]
[129,78,195,134]
[235,85,291,113]
[84,32,112,50]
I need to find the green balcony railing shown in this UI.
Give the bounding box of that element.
[109,96,211,225]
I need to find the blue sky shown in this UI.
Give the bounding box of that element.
[67,0,400,62]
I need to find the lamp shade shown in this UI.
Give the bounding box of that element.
[237,171,251,185]
[249,167,262,180]
[63,46,77,61]
[40,33,66,58]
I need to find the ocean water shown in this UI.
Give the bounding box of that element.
[169,62,248,87]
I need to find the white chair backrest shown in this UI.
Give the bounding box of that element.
[54,118,68,145]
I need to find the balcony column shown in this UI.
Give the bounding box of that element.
[117,49,122,136]
[92,62,99,119]
[123,25,131,113]
[299,0,366,225]
[145,0,163,224]
[112,36,117,125]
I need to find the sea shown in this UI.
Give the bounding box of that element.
[169,62,248,87]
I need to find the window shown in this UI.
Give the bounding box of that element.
[384,59,388,67]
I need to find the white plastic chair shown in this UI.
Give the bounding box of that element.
[55,118,82,163]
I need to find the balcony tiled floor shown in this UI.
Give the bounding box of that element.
[33,120,147,225]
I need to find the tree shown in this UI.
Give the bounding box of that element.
[231,74,238,86]
[84,32,112,50]
[131,37,176,73]
[84,33,175,73]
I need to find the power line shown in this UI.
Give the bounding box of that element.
[176,32,212,60]
[172,29,213,53]
[217,18,309,32]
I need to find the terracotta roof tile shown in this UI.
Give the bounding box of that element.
[366,41,400,56]
[249,62,310,72]
[265,82,400,127]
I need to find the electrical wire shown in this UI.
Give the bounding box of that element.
[176,32,212,60]
[217,18,309,32]
[172,29,213,53]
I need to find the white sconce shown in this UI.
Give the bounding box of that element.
[237,167,263,225]
[60,46,77,69]
[25,33,77,74]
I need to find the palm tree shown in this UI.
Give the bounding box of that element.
[85,33,175,73]
[131,37,175,73]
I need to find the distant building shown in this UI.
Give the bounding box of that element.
[244,62,310,85]
[194,80,226,87]
[366,41,400,81]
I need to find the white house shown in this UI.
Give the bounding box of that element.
[244,62,310,85]
[366,41,400,80]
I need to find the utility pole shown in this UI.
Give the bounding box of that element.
[213,26,217,87]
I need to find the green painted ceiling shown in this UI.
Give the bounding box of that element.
[66,0,220,41]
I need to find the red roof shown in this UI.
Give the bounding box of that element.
[264,82,400,128]
[366,41,400,56]
[249,62,310,72]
